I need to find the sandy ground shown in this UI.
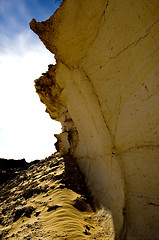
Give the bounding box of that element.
[0,153,113,239]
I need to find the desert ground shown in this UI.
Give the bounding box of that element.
[0,153,113,239]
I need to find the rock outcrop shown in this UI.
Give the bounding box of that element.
[30,0,159,239]
[0,158,31,185]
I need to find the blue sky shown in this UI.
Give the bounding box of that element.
[0,0,62,50]
[0,0,62,161]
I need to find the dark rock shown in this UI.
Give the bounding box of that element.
[49,161,59,168]
[23,185,49,200]
[0,158,29,185]
[0,158,40,185]
[0,217,4,225]
[0,158,28,170]
[29,160,39,165]
[39,176,45,182]
[23,234,31,240]
[13,206,35,222]
[41,185,49,193]
[43,193,49,197]
[35,210,41,217]
[13,206,26,222]
[24,206,35,218]
[85,225,90,230]
[23,188,34,200]
[83,229,91,235]
[47,205,61,212]
[2,208,7,215]
[72,196,88,212]
[54,172,64,180]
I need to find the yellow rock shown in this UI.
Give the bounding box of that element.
[30,0,159,239]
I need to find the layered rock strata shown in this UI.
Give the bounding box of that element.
[30,0,159,239]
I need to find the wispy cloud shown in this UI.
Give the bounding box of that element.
[0,0,62,161]
[0,28,61,162]
[0,0,61,49]
[0,0,30,34]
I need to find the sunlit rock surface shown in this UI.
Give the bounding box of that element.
[30,0,159,239]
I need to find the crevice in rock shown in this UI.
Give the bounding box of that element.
[87,0,110,53]
[120,144,159,154]
[91,18,159,75]
[113,96,122,142]
[148,202,159,207]
[79,65,112,140]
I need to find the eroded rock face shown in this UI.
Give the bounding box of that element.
[30,0,159,239]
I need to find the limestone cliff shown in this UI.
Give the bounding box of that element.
[30,0,159,239]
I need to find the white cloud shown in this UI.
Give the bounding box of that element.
[0,30,61,162]
[0,0,30,19]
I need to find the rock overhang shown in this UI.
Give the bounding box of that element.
[30,0,159,239]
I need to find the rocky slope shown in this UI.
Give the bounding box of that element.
[30,0,159,239]
[0,158,40,185]
[0,153,111,239]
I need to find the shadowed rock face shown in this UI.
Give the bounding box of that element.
[30,0,159,239]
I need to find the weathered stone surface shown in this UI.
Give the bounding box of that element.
[30,0,159,239]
